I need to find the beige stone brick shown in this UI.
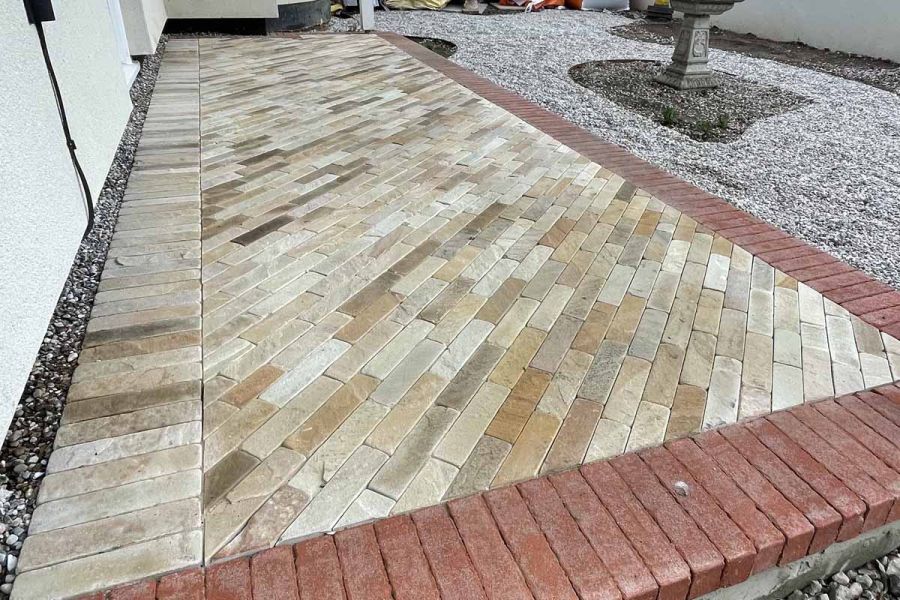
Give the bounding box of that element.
[802,346,834,401]
[283,374,379,456]
[680,331,716,389]
[703,356,742,429]
[585,418,629,462]
[48,421,200,474]
[372,338,444,406]
[489,327,546,389]
[742,332,774,393]
[240,377,341,460]
[30,469,200,534]
[642,343,684,408]
[772,363,803,411]
[367,373,449,454]
[11,530,202,600]
[429,293,488,344]
[665,385,706,441]
[446,436,511,499]
[602,356,652,426]
[541,398,601,474]
[369,406,457,500]
[626,402,669,452]
[335,490,395,530]
[392,458,458,515]
[282,445,388,541]
[488,297,539,348]
[434,382,509,467]
[693,289,724,335]
[492,411,560,487]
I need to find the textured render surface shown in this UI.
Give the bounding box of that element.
[13,34,900,599]
[0,0,133,441]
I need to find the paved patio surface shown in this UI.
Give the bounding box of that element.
[84,384,900,600]
[11,34,900,599]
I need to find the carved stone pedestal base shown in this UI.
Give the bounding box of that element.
[655,13,718,90]
[655,69,720,90]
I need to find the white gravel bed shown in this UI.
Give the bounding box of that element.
[347,10,900,288]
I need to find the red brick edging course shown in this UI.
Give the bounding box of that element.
[376,32,900,340]
[95,385,900,600]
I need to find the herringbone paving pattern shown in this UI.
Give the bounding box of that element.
[11,34,900,599]
[194,35,899,561]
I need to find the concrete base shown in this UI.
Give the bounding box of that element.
[266,0,332,32]
[655,68,720,90]
[700,521,900,599]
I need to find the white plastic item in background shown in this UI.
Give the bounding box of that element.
[581,0,629,9]
[359,0,375,30]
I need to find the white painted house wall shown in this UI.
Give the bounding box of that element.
[121,0,168,55]
[0,0,133,440]
[713,0,900,62]
[164,0,279,19]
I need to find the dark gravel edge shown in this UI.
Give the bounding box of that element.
[788,547,900,599]
[568,58,810,143]
[407,35,457,58]
[0,36,168,597]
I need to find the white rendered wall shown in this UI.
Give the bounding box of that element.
[713,0,900,62]
[121,0,168,55]
[0,1,132,441]
[164,0,278,18]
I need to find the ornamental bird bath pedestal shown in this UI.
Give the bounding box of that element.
[655,0,744,90]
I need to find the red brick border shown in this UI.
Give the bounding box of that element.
[94,385,900,600]
[376,31,900,339]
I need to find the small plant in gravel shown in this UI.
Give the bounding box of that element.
[696,120,715,139]
[661,105,679,126]
[717,113,731,130]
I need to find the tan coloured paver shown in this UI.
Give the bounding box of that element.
[17,34,900,599]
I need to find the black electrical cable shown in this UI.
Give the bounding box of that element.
[30,7,96,241]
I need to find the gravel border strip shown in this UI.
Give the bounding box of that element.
[788,547,900,600]
[0,36,168,598]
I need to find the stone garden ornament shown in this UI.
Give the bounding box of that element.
[655,0,745,90]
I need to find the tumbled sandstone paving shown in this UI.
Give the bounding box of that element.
[12,33,900,599]
[196,34,899,559]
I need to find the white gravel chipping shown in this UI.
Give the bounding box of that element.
[346,10,900,288]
